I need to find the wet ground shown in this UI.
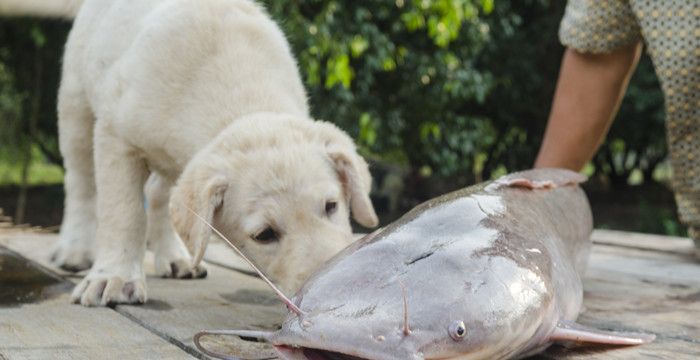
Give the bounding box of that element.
[0,246,72,306]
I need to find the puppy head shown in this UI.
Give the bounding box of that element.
[170,115,377,292]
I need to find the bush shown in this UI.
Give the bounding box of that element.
[0,19,70,167]
[0,1,667,192]
[262,0,566,188]
[264,0,500,179]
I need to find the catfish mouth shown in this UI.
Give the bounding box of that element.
[302,348,368,360]
[275,345,370,360]
[279,346,447,360]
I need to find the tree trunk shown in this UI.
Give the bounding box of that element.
[15,143,30,224]
[14,49,42,225]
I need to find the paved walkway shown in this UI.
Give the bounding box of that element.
[0,229,698,359]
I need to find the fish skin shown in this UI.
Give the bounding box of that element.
[265,168,592,360]
[195,168,652,360]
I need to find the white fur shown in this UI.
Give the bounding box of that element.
[14,0,378,306]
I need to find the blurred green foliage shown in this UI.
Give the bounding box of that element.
[262,0,666,189]
[0,1,677,231]
[0,19,69,175]
[0,144,63,185]
[264,0,521,183]
[0,2,667,187]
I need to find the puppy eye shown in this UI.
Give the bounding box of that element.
[253,227,278,244]
[325,201,338,216]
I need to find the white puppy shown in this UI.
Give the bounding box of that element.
[1,0,378,306]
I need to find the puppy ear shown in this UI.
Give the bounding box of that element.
[170,172,228,267]
[328,147,379,228]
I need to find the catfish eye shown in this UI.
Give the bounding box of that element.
[253,227,278,244]
[325,200,338,216]
[449,320,467,341]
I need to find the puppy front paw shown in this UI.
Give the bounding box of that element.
[152,234,207,279]
[50,237,93,272]
[155,258,208,279]
[71,270,146,307]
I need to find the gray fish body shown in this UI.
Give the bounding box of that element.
[195,169,652,360]
[269,169,592,359]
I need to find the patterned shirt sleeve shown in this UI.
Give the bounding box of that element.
[559,0,642,53]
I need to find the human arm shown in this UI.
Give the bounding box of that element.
[534,43,643,171]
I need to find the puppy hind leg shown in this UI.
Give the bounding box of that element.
[144,173,206,279]
[52,77,96,272]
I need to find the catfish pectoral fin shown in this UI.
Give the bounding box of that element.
[549,320,656,345]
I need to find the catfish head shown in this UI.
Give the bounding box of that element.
[264,226,554,359]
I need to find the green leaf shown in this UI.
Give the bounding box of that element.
[481,0,494,15]
[350,35,369,58]
[419,122,441,141]
[358,112,377,146]
[401,10,425,31]
[382,57,397,71]
[29,25,46,48]
[325,53,353,89]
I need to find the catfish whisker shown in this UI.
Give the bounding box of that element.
[187,207,305,316]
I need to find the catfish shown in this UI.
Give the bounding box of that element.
[193,168,655,360]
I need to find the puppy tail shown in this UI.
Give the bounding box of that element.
[0,0,84,19]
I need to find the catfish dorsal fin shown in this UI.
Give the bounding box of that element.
[550,320,656,345]
[187,207,305,316]
[399,280,411,336]
[486,168,587,191]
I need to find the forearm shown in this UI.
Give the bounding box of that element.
[535,43,642,171]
